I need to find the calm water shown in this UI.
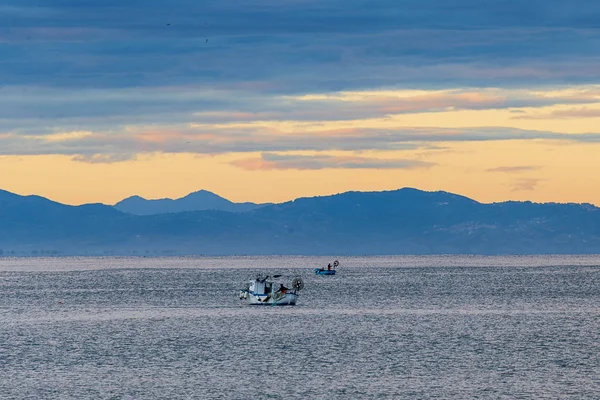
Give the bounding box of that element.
[0,255,599,399]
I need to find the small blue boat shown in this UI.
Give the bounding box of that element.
[314,260,339,275]
[314,268,336,275]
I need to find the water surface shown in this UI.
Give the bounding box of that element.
[0,255,599,399]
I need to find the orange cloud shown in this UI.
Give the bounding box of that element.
[510,178,543,192]
[512,107,600,120]
[487,166,540,173]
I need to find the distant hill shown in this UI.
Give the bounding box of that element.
[0,189,129,255]
[113,190,270,215]
[1,187,600,256]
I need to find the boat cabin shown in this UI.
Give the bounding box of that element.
[249,277,272,295]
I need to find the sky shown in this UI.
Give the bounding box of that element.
[1,0,600,206]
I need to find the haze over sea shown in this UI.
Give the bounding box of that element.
[1,255,599,399]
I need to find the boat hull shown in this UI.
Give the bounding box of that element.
[248,292,298,306]
[314,268,336,275]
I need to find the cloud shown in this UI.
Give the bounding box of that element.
[513,107,600,120]
[230,153,437,171]
[2,86,600,135]
[2,1,600,163]
[487,166,541,173]
[71,153,136,164]
[1,125,600,161]
[38,131,94,142]
[1,1,600,92]
[511,178,543,192]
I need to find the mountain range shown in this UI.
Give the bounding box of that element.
[1,187,599,256]
[113,190,270,215]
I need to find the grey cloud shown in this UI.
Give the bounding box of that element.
[1,1,600,92]
[1,126,600,160]
[230,153,437,171]
[1,86,600,135]
[5,1,600,34]
[1,1,600,160]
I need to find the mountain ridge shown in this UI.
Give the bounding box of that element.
[1,187,599,256]
[113,189,271,215]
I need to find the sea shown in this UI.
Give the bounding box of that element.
[0,255,599,399]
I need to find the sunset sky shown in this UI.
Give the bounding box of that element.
[1,0,600,206]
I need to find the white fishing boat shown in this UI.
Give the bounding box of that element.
[239,274,304,306]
